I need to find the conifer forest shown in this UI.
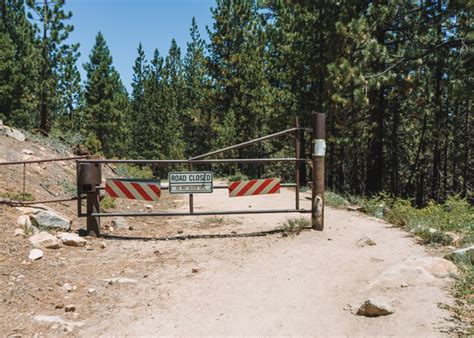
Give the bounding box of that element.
[1,0,472,206]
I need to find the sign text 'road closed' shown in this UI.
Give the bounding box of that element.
[168,171,213,194]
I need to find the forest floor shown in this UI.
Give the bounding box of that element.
[0,133,469,336]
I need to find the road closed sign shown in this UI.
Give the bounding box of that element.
[168,171,213,194]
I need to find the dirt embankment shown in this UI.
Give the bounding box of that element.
[0,133,467,336]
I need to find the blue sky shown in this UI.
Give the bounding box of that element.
[65,0,215,91]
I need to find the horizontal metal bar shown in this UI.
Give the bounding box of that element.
[0,155,87,166]
[189,128,301,160]
[79,158,309,165]
[95,183,297,191]
[83,208,311,218]
[0,196,79,205]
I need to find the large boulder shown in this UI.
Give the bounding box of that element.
[0,123,26,141]
[29,210,71,231]
[29,232,61,249]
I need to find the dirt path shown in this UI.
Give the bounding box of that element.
[76,188,458,336]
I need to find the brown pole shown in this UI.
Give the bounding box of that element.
[311,112,325,231]
[189,163,194,213]
[295,117,300,210]
[86,191,100,237]
[23,163,26,195]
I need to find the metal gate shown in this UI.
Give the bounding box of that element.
[76,113,326,237]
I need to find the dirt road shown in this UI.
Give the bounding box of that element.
[74,187,458,336]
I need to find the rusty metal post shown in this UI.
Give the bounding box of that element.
[295,117,300,210]
[22,163,26,195]
[189,163,194,213]
[86,191,100,237]
[311,112,325,231]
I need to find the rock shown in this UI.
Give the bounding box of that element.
[22,149,34,155]
[99,242,106,249]
[192,268,199,273]
[29,248,43,261]
[128,226,134,231]
[0,124,26,141]
[145,204,153,209]
[29,209,71,231]
[355,236,376,247]
[103,277,137,285]
[111,217,128,229]
[34,315,84,331]
[87,288,96,294]
[57,233,87,247]
[65,305,75,312]
[445,246,474,264]
[355,297,394,317]
[29,232,61,249]
[55,304,64,309]
[14,228,25,237]
[17,215,32,228]
[347,206,362,212]
[62,283,73,293]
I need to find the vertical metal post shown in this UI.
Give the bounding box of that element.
[295,117,300,210]
[311,112,326,231]
[86,191,100,237]
[22,163,26,195]
[189,163,194,213]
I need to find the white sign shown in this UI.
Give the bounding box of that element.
[168,171,213,194]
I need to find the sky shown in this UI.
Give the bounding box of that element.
[65,0,215,91]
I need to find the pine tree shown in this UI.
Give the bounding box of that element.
[0,0,39,128]
[182,17,210,157]
[83,32,128,157]
[27,0,76,132]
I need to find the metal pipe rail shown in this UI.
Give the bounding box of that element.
[78,158,308,164]
[0,155,87,166]
[86,209,311,218]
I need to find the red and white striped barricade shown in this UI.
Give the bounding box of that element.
[105,179,161,201]
[228,178,280,197]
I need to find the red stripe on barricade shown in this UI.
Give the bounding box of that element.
[237,179,258,197]
[229,181,240,192]
[131,182,153,201]
[105,184,118,198]
[148,184,161,198]
[268,182,280,194]
[252,178,273,195]
[114,180,136,199]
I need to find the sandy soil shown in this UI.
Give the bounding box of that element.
[0,134,463,336]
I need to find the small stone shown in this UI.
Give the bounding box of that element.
[87,288,96,294]
[22,149,34,155]
[327,238,333,241]
[29,232,61,249]
[57,233,87,247]
[400,283,408,288]
[128,226,134,231]
[145,204,153,209]
[14,228,25,237]
[65,305,75,312]
[192,268,199,273]
[355,236,377,247]
[111,217,128,229]
[103,277,137,285]
[17,215,32,228]
[177,230,183,234]
[62,283,72,292]
[355,297,394,317]
[55,304,64,309]
[28,248,43,261]
[99,242,106,249]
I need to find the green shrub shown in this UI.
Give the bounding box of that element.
[279,217,310,236]
[0,192,34,201]
[100,196,116,209]
[325,191,349,207]
[116,164,154,179]
[227,170,248,182]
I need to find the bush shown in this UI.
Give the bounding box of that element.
[100,196,116,209]
[279,217,310,236]
[116,164,154,179]
[325,191,349,207]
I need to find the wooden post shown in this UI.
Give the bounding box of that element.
[311,112,325,231]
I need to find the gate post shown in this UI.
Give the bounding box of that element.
[311,112,325,231]
[78,157,102,237]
